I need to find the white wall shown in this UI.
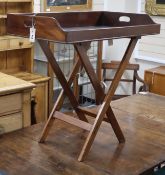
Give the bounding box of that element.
[92,0,104,11]
[135,0,164,80]
[137,0,165,64]
[104,0,164,95]
[34,0,40,13]
[103,0,136,95]
[103,0,140,61]
[103,0,127,60]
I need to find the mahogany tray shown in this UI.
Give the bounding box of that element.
[7,11,160,43]
[6,11,161,162]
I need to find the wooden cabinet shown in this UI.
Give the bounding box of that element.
[0,93,22,116]
[0,0,50,123]
[0,0,33,74]
[145,66,165,96]
[11,72,50,123]
[0,36,33,51]
[0,72,35,133]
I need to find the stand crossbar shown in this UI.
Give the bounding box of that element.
[39,37,139,161]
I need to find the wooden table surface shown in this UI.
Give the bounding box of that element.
[0,72,35,95]
[0,93,165,175]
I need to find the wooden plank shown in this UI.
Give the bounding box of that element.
[0,35,33,51]
[0,72,35,95]
[0,112,22,133]
[0,38,8,51]
[0,2,6,17]
[78,106,110,123]
[102,62,139,70]
[0,19,6,35]
[144,67,165,96]
[31,82,48,123]
[78,106,98,118]
[0,52,6,70]
[54,111,91,131]
[0,93,22,116]
[11,71,50,83]
[97,41,103,81]
[47,42,55,114]
[112,93,165,120]
[22,91,31,127]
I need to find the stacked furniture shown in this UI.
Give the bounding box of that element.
[0,0,50,123]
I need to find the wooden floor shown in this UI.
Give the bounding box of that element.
[0,93,165,175]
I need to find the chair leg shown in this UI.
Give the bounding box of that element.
[133,71,136,94]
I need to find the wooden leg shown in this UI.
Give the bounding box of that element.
[38,40,87,122]
[75,38,139,161]
[73,51,80,101]
[74,43,125,143]
[39,43,87,143]
[96,41,103,105]
[39,91,64,143]
[106,107,125,143]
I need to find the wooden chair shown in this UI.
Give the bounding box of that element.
[102,60,148,99]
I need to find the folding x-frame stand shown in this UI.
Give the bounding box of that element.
[38,37,139,162]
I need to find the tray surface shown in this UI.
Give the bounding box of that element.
[7,11,160,43]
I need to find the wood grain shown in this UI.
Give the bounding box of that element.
[0,93,165,175]
[0,73,34,133]
[145,66,165,96]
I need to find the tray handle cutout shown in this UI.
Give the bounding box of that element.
[119,16,131,23]
[24,16,36,29]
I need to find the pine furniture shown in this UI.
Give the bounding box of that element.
[0,72,35,133]
[0,0,50,123]
[145,66,165,96]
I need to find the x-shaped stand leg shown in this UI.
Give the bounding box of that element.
[74,37,139,161]
[38,40,88,143]
[38,37,139,162]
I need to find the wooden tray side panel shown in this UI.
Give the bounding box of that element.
[7,14,66,42]
[103,12,157,27]
[7,12,161,43]
[38,12,102,28]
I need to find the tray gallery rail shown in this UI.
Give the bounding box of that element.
[7,11,160,161]
[7,11,160,43]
